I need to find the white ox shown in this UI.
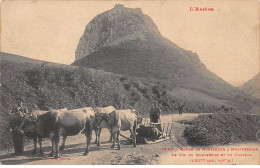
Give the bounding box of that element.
[19,107,95,158]
[94,106,116,146]
[108,109,142,150]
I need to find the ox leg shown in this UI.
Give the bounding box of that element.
[38,136,44,156]
[133,122,137,147]
[129,130,133,139]
[117,130,120,150]
[94,128,98,144]
[108,130,113,142]
[129,129,133,144]
[84,129,92,156]
[83,121,93,156]
[48,138,55,157]
[59,135,67,151]
[54,133,60,158]
[31,136,37,155]
[97,129,101,147]
[111,132,116,148]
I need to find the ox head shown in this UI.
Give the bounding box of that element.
[94,113,109,129]
[17,112,38,136]
[131,109,143,125]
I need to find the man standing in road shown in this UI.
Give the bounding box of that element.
[178,103,185,116]
[150,101,162,131]
[8,98,28,155]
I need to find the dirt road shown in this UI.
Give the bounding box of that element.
[0,113,205,165]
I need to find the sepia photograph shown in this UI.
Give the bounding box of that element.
[0,0,259,165]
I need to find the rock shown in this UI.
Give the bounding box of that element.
[72,5,259,116]
[75,4,160,61]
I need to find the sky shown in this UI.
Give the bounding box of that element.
[1,0,259,86]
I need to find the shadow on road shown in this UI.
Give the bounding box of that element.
[0,139,133,165]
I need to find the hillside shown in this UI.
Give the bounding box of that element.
[240,73,260,99]
[0,52,174,115]
[1,52,242,150]
[1,52,240,119]
[73,5,258,111]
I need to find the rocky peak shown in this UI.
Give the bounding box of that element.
[75,4,161,61]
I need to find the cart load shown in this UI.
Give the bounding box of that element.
[136,124,162,144]
[136,119,174,144]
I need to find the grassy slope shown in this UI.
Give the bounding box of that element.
[72,35,258,110]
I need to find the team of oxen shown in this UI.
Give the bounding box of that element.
[17,106,142,158]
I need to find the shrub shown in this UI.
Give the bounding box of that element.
[184,112,258,146]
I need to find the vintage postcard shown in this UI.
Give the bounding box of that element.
[0,0,259,165]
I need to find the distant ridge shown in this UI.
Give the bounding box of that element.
[240,73,260,99]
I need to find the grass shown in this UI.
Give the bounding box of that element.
[183,112,258,146]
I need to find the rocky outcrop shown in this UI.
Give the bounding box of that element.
[73,5,259,112]
[75,4,160,61]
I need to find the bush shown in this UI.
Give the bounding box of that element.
[119,76,128,81]
[124,83,131,91]
[184,112,258,146]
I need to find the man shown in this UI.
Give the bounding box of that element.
[8,98,28,155]
[150,101,162,131]
[9,98,28,116]
[178,104,185,116]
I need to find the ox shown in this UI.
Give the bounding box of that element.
[108,109,142,150]
[19,110,49,155]
[94,106,116,146]
[19,107,95,158]
[17,109,68,155]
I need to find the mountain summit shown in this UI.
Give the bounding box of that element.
[73,5,258,111]
[75,4,160,61]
